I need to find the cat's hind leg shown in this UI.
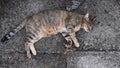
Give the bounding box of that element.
[25,31,48,58]
[25,42,33,58]
[25,32,37,58]
[25,38,38,58]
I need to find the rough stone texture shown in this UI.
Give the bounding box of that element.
[67,51,120,68]
[0,0,120,68]
[75,0,120,51]
[0,52,66,68]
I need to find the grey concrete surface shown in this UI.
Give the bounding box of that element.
[0,52,66,68]
[67,51,120,68]
[0,0,120,68]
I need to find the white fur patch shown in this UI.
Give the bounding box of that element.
[59,27,67,32]
[30,45,37,55]
[6,35,11,39]
[9,32,15,36]
[74,26,80,32]
[84,13,89,21]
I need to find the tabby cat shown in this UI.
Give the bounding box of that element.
[1,10,95,58]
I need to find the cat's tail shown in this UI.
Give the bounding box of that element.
[1,19,27,43]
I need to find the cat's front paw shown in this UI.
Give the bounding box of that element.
[75,43,80,48]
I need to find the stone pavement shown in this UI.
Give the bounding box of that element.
[0,0,120,68]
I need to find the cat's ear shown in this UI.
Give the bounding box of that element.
[84,13,89,21]
[89,15,96,21]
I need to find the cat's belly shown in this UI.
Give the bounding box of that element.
[58,27,67,33]
[48,26,67,34]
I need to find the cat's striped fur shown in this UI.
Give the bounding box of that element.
[1,10,95,58]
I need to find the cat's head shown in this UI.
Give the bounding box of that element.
[82,13,96,32]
